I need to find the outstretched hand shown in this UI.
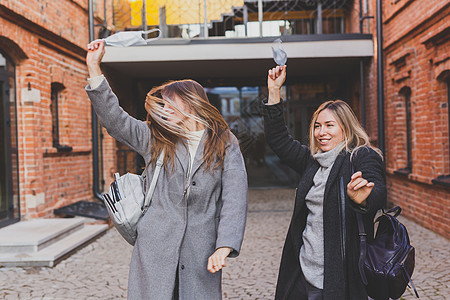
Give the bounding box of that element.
[347,171,374,206]
[207,247,232,274]
[86,39,106,78]
[267,65,286,105]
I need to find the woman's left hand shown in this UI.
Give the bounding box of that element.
[207,247,232,273]
[347,171,374,206]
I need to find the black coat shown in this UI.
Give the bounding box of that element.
[263,103,386,300]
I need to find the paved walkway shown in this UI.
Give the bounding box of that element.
[0,189,448,299]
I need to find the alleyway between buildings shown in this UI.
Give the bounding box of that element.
[0,189,448,299]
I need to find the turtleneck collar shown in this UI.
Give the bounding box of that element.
[313,142,345,168]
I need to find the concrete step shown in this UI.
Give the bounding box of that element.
[0,218,86,253]
[0,219,108,267]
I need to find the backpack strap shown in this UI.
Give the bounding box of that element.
[356,213,368,285]
[386,205,401,218]
[143,151,164,212]
[350,156,368,285]
[402,264,420,298]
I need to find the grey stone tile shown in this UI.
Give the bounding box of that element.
[0,190,448,299]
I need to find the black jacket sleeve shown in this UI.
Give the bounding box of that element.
[263,102,311,175]
[350,147,387,215]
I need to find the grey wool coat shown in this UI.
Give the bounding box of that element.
[86,79,248,300]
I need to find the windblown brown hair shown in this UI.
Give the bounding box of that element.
[145,79,231,171]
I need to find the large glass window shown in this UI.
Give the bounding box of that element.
[0,51,20,227]
[205,80,342,188]
[206,85,299,187]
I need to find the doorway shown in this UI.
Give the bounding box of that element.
[0,51,20,227]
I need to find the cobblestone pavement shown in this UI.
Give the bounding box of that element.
[0,189,448,299]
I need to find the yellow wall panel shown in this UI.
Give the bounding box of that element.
[130,0,244,27]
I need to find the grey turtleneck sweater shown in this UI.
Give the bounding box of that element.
[299,144,343,289]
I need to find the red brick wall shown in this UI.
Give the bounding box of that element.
[0,0,116,219]
[382,0,450,238]
[387,175,449,238]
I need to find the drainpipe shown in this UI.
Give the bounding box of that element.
[103,0,107,26]
[142,0,147,31]
[359,0,366,128]
[243,5,248,37]
[88,0,103,200]
[359,60,366,128]
[317,1,322,34]
[203,0,208,38]
[258,0,263,37]
[376,0,385,154]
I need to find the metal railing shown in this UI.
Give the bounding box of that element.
[106,0,372,39]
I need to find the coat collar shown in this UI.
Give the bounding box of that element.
[174,130,208,176]
[323,150,349,201]
[293,159,320,211]
[190,130,208,176]
[291,159,320,250]
[174,140,189,174]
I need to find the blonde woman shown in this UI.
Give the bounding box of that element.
[86,40,248,299]
[264,66,386,299]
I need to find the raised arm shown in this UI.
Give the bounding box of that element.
[263,66,310,175]
[267,65,286,105]
[85,40,150,156]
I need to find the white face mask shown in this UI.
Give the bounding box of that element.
[271,38,287,66]
[103,29,161,47]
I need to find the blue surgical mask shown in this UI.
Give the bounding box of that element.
[104,29,161,47]
[271,38,287,66]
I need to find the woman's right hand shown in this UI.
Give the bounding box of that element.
[86,39,105,78]
[267,65,287,105]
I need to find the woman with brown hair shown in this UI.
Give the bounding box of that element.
[264,65,386,299]
[85,40,248,300]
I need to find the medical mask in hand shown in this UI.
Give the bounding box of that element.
[103,29,161,47]
[271,38,287,66]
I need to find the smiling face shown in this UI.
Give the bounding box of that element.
[313,108,345,152]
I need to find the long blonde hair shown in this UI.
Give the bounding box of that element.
[145,79,230,171]
[309,100,382,158]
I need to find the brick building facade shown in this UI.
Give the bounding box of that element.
[0,0,115,224]
[381,0,449,238]
[342,0,450,239]
[1,0,448,239]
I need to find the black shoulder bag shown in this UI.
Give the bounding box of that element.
[339,175,419,299]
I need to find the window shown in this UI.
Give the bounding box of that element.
[447,80,450,172]
[404,87,412,171]
[51,83,72,152]
[431,76,450,186]
[395,87,412,175]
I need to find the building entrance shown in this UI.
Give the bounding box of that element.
[0,51,20,227]
[204,78,345,188]
[115,68,356,189]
